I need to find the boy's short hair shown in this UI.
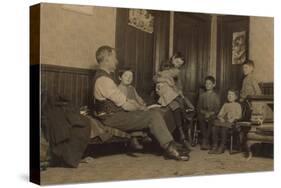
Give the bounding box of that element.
[96,45,115,64]
[242,59,255,68]
[205,75,216,84]
[228,88,239,98]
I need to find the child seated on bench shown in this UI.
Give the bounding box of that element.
[118,68,147,149]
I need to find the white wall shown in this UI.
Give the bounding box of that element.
[249,16,274,82]
[40,3,116,69]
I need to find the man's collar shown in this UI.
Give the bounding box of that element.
[99,66,111,74]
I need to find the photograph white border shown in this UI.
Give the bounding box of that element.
[0,0,279,188]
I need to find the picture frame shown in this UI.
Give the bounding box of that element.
[30,2,274,185]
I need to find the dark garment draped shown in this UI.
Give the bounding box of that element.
[42,96,90,168]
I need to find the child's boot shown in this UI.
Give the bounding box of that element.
[208,145,218,154]
[201,139,211,150]
[216,145,225,154]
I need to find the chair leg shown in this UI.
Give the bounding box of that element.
[246,141,253,161]
[230,134,233,154]
[192,121,198,146]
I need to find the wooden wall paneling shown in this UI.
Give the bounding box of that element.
[76,73,82,106]
[139,27,154,96]
[71,73,77,106]
[260,82,274,95]
[174,13,211,104]
[135,29,143,92]
[69,73,74,105]
[82,74,89,106]
[65,72,72,103]
[41,64,93,108]
[216,16,249,100]
[144,33,154,95]
[115,8,127,68]
[153,11,170,72]
[115,8,157,99]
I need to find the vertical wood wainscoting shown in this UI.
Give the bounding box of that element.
[41,64,94,107]
[173,13,211,104]
[216,16,249,100]
[115,9,170,99]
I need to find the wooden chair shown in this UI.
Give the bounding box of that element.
[244,95,274,160]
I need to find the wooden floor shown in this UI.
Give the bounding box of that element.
[41,145,273,185]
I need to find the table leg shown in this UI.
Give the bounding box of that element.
[246,141,253,161]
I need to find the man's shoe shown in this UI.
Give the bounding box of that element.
[201,142,211,150]
[130,137,144,150]
[173,141,190,155]
[216,146,225,154]
[164,141,190,161]
[208,146,218,154]
[182,139,192,151]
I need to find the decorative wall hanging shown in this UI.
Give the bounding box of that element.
[232,31,246,64]
[128,9,154,33]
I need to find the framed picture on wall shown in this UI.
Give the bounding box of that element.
[232,31,247,64]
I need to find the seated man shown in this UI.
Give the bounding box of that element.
[93,45,189,161]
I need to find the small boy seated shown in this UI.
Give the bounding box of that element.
[209,89,242,154]
[118,68,147,150]
[197,76,220,150]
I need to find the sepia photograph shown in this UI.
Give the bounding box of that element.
[29,2,274,185]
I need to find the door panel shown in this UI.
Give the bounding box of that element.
[115,9,155,98]
[174,13,211,104]
[217,16,249,100]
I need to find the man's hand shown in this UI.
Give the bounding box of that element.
[139,105,149,111]
[228,117,235,123]
[122,99,140,111]
[218,117,225,123]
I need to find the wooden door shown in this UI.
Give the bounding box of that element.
[174,13,211,104]
[115,9,155,99]
[216,16,249,101]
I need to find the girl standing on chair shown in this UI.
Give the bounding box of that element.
[154,52,195,150]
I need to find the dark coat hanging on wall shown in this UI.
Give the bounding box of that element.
[41,94,91,168]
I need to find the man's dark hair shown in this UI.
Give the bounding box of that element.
[96,45,115,64]
[242,59,255,68]
[205,75,216,84]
